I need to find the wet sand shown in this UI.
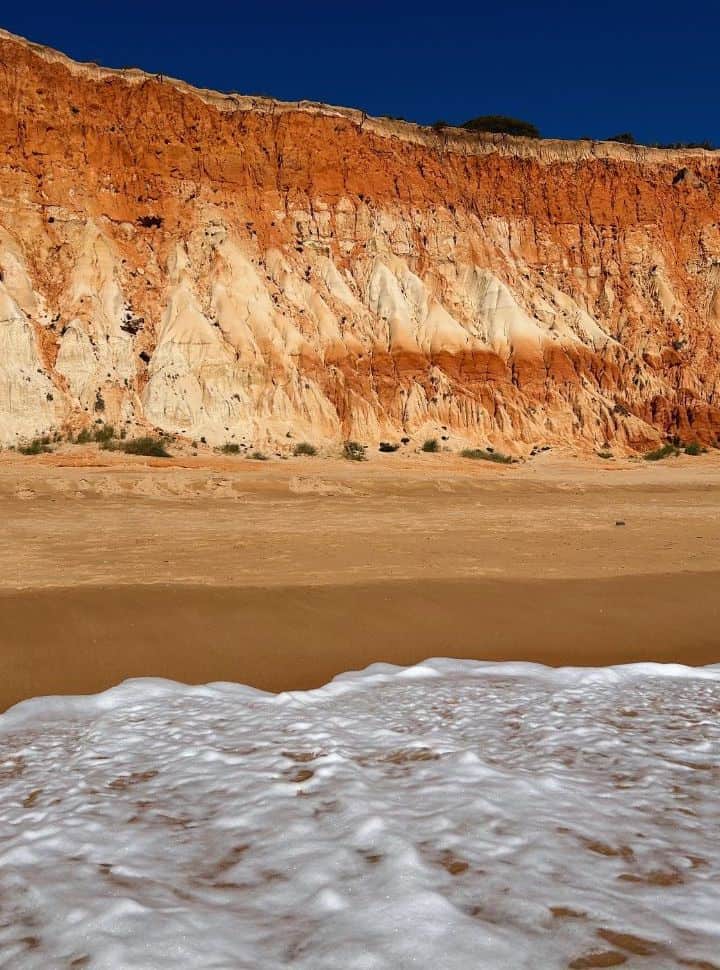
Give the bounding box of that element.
[1,449,719,711]
[2,573,720,712]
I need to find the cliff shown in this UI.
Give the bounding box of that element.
[1,27,720,453]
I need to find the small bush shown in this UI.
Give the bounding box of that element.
[421,438,440,453]
[644,444,679,461]
[684,442,706,456]
[659,140,716,150]
[462,115,540,139]
[607,132,636,145]
[461,448,513,464]
[221,443,241,454]
[293,442,317,456]
[597,451,613,459]
[121,436,171,458]
[248,451,268,461]
[343,440,367,461]
[93,424,115,443]
[379,442,400,452]
[74,428,93,444]
[19,436,52,455]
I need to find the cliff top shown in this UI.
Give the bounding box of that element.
[1,25,717,167]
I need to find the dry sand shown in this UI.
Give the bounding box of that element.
[1,448,719,710]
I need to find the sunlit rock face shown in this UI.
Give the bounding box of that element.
[1,28,720,451]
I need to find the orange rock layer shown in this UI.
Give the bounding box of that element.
[1,27,720,452]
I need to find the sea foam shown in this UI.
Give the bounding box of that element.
[1,659,719,968]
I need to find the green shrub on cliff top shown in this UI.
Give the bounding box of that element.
[462,115,540,139]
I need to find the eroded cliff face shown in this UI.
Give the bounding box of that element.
[1,28,720,452]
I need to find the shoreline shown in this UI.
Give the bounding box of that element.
[2,573,719,712]
[1,455,719,712]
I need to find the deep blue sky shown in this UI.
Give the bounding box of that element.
[4,1,720,145]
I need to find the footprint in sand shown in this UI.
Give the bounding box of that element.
[289,476,356,496]
[14,486,35,500]
[94,477,124,496]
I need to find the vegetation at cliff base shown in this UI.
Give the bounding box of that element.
[120,436,171,458]
[421,438,440,453]
[93,424,115,443]
[343,441,367,461]
[461,448,513,464]
[19,436,52,455]
[293,442,318,456]
[643,444,680,461]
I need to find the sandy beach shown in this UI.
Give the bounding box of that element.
[1,448,719,711]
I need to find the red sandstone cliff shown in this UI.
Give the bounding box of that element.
[1,27,720,453]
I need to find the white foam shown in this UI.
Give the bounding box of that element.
[1,659,719,968]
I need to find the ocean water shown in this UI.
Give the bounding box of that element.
[0,660,719,969]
